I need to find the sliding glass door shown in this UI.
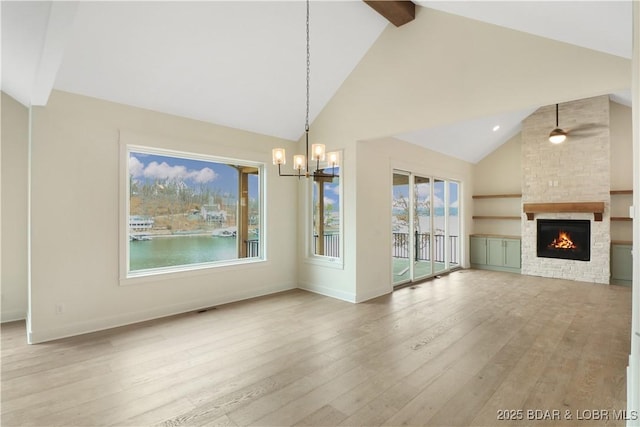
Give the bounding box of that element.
[392,170,460,286]
[414,175,432,281]
[433,179,447,276]
[392,172,411,284]
[448,181,460,271]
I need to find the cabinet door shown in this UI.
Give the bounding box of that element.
[470,237,487,265]
[503,239,521,269]
[611,244,633,281]
[486,238,504,267]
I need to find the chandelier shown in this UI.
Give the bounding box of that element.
[272,0,339,180]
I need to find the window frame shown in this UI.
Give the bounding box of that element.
[390,169,462,285]
[306,159,343,268]
[121,144,266,282]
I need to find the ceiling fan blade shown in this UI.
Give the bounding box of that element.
[566,129,602,138]
[569,123,608,132]
[565,123,608,138]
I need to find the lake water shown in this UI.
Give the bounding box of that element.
[129,235,239,271]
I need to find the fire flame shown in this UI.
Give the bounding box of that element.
[548,231,577,249]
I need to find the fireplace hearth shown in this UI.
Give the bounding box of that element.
[537,219,590,261]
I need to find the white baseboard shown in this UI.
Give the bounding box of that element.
[355,285,392,303]
[299,281,391,304]
[29,282,295,344]
[298,281,357,303]
[1,310,26,323]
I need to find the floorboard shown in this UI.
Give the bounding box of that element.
[1,270,632,426]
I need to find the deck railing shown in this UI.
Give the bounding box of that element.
[246,235,341,259]
[247,233,456,263]
[313,233,340,258]
[392,232,459,265]
[245,239,260,258]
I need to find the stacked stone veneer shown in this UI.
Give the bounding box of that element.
[521,95,610,284]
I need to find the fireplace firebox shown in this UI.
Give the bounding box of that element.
[536,219,590,261]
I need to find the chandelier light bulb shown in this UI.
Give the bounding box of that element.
[293,154,306,171]
[272,148,286,165]
[327,151,339,165]
[311,144,325,161]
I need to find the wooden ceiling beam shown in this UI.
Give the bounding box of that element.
[363,1,415,27]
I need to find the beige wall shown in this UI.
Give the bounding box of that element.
[611,102,634,190]
[9,4,636,339]
[357,137,473,298]
[473,134,522,196]
[1,92,29,322]
[28,90,298,343]
[307,5,629,301]
[610,102,634,242]
[310,7,630,145]
[471,100,633,243]
[472,134,522,237]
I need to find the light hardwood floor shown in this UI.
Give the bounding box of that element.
[1,270,632,427]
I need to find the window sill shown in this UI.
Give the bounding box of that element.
[120,257,268,286]
[304,256,344,269]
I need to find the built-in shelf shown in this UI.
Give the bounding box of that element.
[472,215,521,220]
[611,191,633,221]
[523,202,605,221]
[472,194,521,221]
[472,194,522,199]
[473,191,630,198]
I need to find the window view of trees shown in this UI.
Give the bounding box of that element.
[127,148,262,274]
[312,168,340,258]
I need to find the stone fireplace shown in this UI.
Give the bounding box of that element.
[521,96,610,284]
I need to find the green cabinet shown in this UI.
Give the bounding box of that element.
[470,235,521,273]
[487,238,506,267]
[503,239,522,269]
[611,243,632,286]
[470,236,488,265]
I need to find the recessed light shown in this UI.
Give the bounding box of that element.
[492,125,500,132]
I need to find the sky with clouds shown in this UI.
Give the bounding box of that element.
[129,151,259,199]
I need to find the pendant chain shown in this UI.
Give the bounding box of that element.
[305,0,310,133]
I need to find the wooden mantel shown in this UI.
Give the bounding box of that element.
[523,202,605,221]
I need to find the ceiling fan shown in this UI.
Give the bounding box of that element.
[548,103,607,144]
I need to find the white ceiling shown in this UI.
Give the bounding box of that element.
[1,1,633,163]
[395,107,538,163]
[399,0,633,163]
[1,1,388,141]
[418,1,632,59]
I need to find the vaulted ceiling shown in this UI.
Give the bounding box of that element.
[1,1,633,163]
